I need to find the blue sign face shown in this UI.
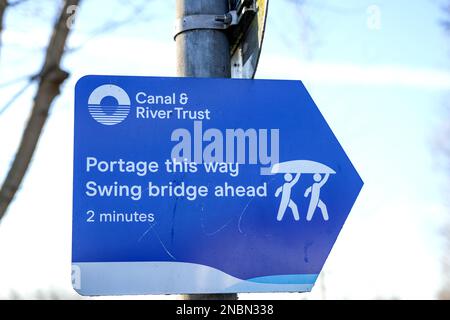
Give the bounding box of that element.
[72,75,363,295]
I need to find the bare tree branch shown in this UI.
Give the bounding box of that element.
[68,0,151,54]
[0,73,33,88]
[438,1,450,300]
[8,0,29,7]
[0,0,81,221]
[0,0,32,59]
[0,0,7,59]
[0,79,33,116]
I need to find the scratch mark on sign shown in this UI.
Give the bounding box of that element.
[238,198,254,234]
[200,204,235,237]
[171,196,179,245]
[238,176,277,234]
[153,229,176,260]
[304,242,313,263]
[138,222,157,242]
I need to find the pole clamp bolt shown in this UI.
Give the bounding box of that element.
[174,1,257,40]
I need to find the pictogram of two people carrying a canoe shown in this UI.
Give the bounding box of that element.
[273,160,335,222]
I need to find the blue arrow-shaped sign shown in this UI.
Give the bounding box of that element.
[72,75,363,295]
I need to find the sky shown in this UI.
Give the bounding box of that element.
[0,0,449,299]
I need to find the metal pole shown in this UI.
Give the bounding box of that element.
[176,0,231,77]
[175,0,236,300]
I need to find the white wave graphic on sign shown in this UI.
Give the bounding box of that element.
[88,84,131,125]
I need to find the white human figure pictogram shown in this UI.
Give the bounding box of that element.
[275,173,301,221]
[304,173,330,221]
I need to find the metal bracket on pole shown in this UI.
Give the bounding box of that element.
[174,1,257,40]
[174,13,234,39]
